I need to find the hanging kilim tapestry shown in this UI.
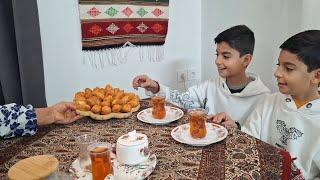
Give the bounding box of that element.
[79,0,169,66]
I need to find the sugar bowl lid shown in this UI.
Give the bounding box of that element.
[8,155,59,180]
[117,130,148,146]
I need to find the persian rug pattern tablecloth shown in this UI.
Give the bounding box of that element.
[0,100,296,179]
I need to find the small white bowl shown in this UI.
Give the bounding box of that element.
[116,132,149,165]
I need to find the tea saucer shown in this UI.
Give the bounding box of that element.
[137,106,184,125]
[69,152,157,180]
[171,123,228,146]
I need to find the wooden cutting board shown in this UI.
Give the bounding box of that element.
[8,155,59,180]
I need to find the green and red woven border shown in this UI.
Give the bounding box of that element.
[79,0,169,50]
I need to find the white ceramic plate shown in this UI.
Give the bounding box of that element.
[137,106,184,125]
[171,123,228,146]
[69,152,156,180]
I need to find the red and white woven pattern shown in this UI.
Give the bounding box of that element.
[79,0,169,50]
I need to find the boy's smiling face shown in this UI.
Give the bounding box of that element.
[215,42,251,78]
[275,50,319,98]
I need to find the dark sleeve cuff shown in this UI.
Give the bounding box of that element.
[154,80,160,94]
[235,121,241,130]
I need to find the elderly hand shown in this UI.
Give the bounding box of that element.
[132,74,159,94]
[36,102,82,126]
[207,112,237,129]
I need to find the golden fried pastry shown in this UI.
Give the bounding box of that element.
[76,102,91,111]
[74,95,86,101]
[127,93,136,101]
[103,95,113,102]
[84,93,92,99]
[91,105,102,114]
[105,84,113,91]
[105,89,115,96]
[101,100,111,107]
[121,95,130,104]
[101,106,111,115]
[75,100,87,105]
[87,96,101,107]
[75,92,85,98]
[112,99,122,106]
[85,88,92,94]
[128,99,139,108]
[97,93,105,100]
[84,89,93,99]
[94,88,104,95]
[93,91,105,100]
[121,104,132,113]
[114,92,125,100]
[112,104,122,113]
[114,88,124,95]
[93,87,100,93]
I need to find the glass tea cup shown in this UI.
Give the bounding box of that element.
[188,108,207,139]
[88,142,113,180]
[151,92,166,119]
[75,134,98,172]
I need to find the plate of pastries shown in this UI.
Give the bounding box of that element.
[74,84,140,120]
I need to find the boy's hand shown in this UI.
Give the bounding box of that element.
[207,112,237,129]
[132,75,159,94]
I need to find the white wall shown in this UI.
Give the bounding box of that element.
[301,0,320,30]
[202,0,302,92]
[37,0,202,105]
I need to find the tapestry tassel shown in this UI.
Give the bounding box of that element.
[82,45,164,68]
[138,45,164,62]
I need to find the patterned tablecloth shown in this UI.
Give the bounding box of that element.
[0,100,295,179]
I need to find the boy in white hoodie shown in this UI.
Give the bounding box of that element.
[132,25,270,124]
[211,30,320,179]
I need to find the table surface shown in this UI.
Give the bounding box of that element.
[0,100,293,179]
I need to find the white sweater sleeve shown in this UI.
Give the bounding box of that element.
[147,83,206,110]
[314,151,320,179]
[241,103,264,139]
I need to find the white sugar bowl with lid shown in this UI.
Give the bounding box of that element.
[116,130,150,165]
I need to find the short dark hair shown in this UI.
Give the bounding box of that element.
[214,25,255,57]
[280,30,320,72]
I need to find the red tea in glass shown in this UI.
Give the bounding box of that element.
[88,143,113,180]
[151,94,166,119]
[189,109,207,138]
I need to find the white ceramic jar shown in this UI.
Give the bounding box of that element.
[116,131,149,165]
